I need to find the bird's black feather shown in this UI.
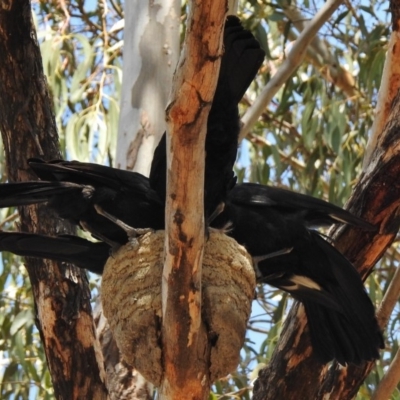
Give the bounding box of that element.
[0,232,109,274]
[229,183,375,230]
[0,16,382,365]
[149,16,265,219]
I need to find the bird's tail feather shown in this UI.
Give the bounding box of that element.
[302,232,384,364]
[221,16,264,104]
[0,181,84,207]
[0,232,108,274]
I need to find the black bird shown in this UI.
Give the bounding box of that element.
[145,15,382,364]
[150,16,265,219]
[0,172,383,363]
[213,196,383,364]
[0,17,264,246]
[0,159,165,246]
[0,15,382,364]
[227,182,375,230]
[0,232,109,274]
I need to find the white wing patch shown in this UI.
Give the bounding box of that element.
[280,275,322,292]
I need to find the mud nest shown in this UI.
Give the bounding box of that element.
[101,230,255,386]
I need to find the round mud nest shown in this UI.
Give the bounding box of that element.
[101,230,255,386]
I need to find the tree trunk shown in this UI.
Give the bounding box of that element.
[116,0,180,175]
[103,1,180,398]
[0,1,108,399]
[94,305,154,400]
[253,16,400,399]
[159,1,228,399]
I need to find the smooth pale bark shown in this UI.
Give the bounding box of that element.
[111,1,181,397]
[116,0,180,175]
[160,1,228,399]
[0,1,107,399]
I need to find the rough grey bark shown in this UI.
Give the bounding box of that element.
[94,306,154,400]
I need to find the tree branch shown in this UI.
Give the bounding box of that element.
[116,0,180,175]
[281,1,356,97]
[239,0,343,140]
[253,87,400,400]
[253,4,400,396]
[377,256,400,330]
[372,346,400,400]
[363,2,400,169]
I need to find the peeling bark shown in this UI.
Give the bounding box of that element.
[94,306,154,400]
[0,1,107,399]
[160,1,228,399]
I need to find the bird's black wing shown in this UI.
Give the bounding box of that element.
[259,228,383,364]
[150,16,264,219]
[213,201,382,364]
[0,232,109,274]
[305,232,383,362]
[28,158,161,204]
[29,159,165,237]
[0,161,164,244]
[0,181,84,207]
[229,182,375,230]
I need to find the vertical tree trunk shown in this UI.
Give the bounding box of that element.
[103,2,180,398]
[0,1,108,399]
[253,13,400,397]
[94,306,153,400]
[159,1,228,399]
[116,0,180,175]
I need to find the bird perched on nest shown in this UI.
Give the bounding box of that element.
[0,168,383,365]
[149,15,265,222]
[0,16,383,365]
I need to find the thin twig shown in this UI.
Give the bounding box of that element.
[377,262,400,329]
[0,211,19,229]
[240,0,344,140]
[372,347,400,400]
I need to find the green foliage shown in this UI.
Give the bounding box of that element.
[236,0,392,398]
[1,0,122,398]
[34,0,122,163]
[0,0,396,399]
[0,241,53,398]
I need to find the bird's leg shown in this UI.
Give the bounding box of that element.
[252,247,293,278]
[94,204,153,247]
[80,221,121,254]
[206,202,228,239]
[252,247,293,264]
[208,202,225,225]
